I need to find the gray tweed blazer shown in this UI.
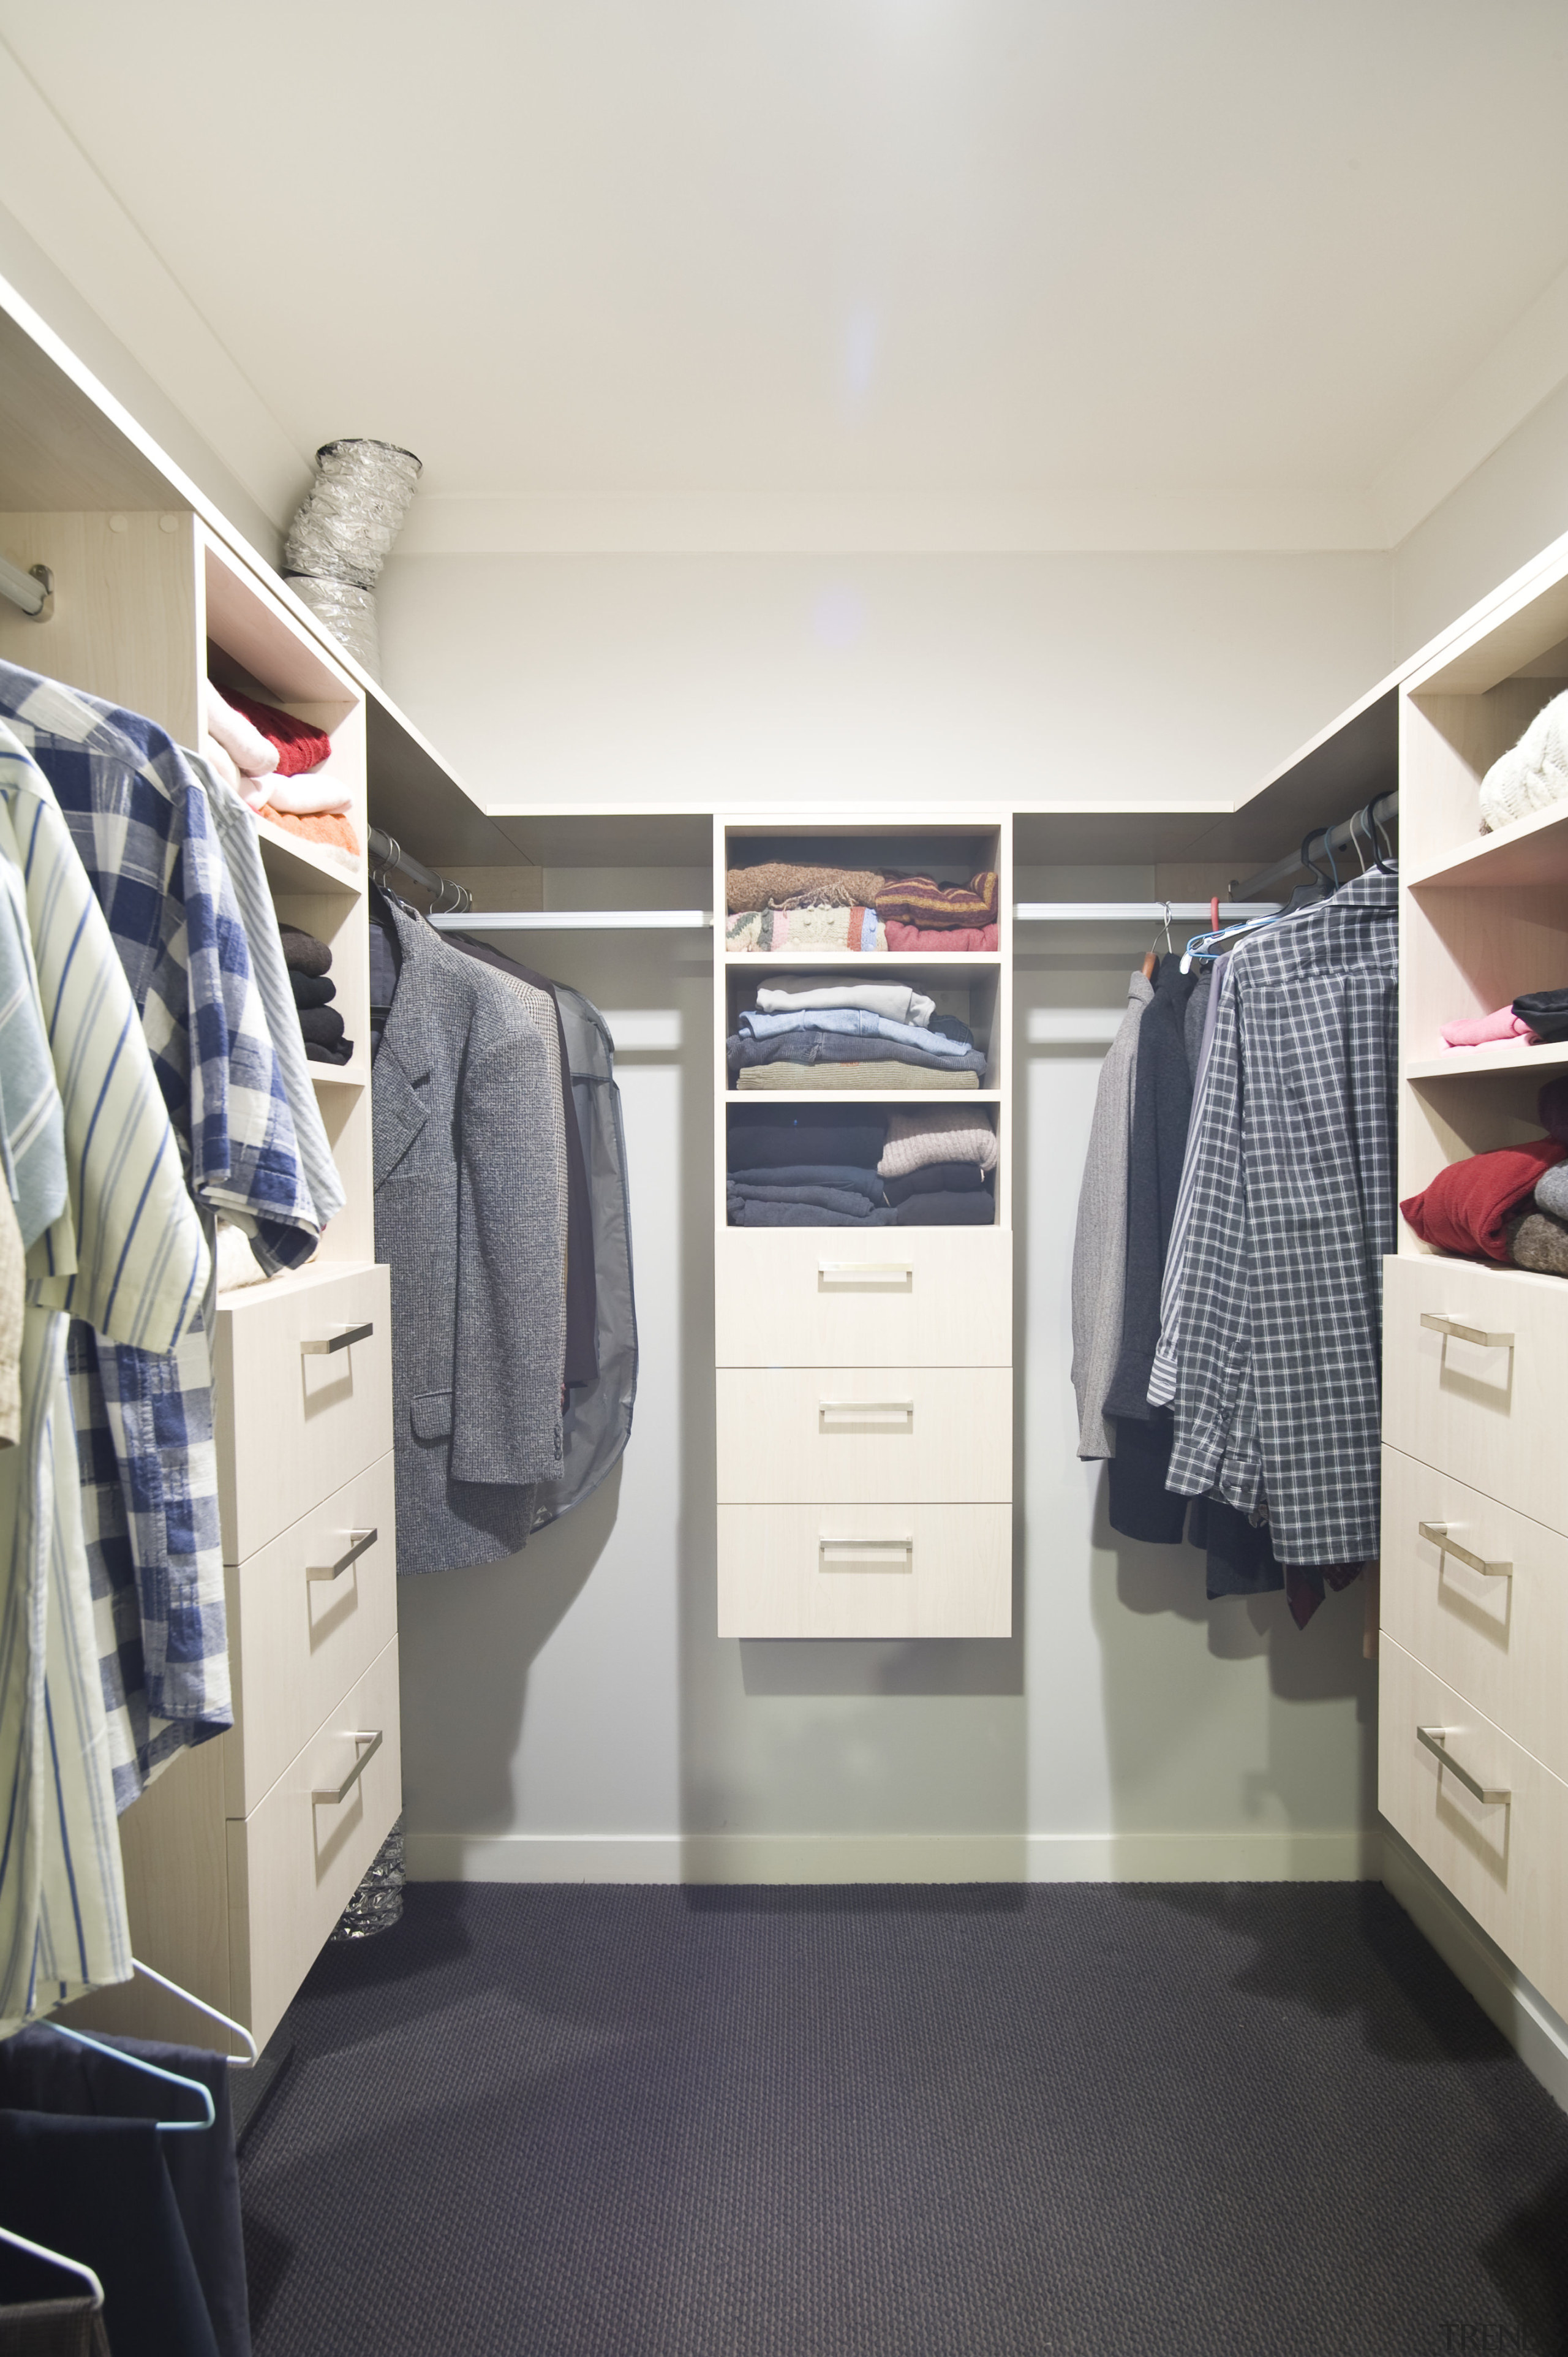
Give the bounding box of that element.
[372,898,565,1574]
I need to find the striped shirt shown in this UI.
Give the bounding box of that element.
[0,730,206,2029]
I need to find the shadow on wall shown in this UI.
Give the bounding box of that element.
[398,1462,624,1840]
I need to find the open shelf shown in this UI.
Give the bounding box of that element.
[1406,1042,1568,1082]
[254,816,363,893]
[309,1061,370,1090]
[1406,799,1568,892]
[723,950,1000,970]
[725,1089,1003,1105]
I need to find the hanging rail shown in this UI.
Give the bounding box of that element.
[1014,901,1278,923]
[1229,789,1398,902]
[368,826,473,915]
[428,907,711,933]
[0,551,51,619]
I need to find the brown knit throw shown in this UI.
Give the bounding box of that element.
[726,863,885,913]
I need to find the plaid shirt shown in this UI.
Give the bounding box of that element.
[0,727,206,2026]
[1164,869,1398,1565]
[0,662,319,1806]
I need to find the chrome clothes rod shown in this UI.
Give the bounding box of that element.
[1230,790,1398,901]
[368,826,473,915]
[0,553,52,619]
[1015,902,1279,923]
[429,908,711,932]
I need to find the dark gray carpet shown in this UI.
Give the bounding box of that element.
[238,1882,1568,2356]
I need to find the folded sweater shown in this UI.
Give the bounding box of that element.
[305,1038,354,1067]
[1400,1135,1564,1261]
[1536,1159,1568,1219]
[279,923,332,977]
[1441,1005,1537,1048]
[726,1181,887,1219]
[880,1108,998,1177]
[876,872,998,929]
[739,1007,976,1057]
[260,807,360,857]
[727,863,884,912]
[729,1029,987,1078]
[298,1004,345,1049]
[290,971,337,1008]
[726,1114,887,1170]
[227,689,334,776]
[1513,988,1568,1044]
[725,907,882,953]
[882,1160,987,1205]
[892,1190,994,1225]
[1508,1207,1568,1276]
[756,978,933,1025]
[728,1198,898,1227]
[881,919,998,953]
[726,1163,887,1201]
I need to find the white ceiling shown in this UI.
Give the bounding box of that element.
[2,1,1567,549]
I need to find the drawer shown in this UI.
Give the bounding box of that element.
[717,1368,1012,1503]
[1378,1632,1568,2021]
[1384,1254,1568,1533]
[717,1502,1011,1638]
[1381,1446,1568,1781]
[224,1451,398,1815]
[214,1262,392,1559]
[228,1635,401,2051]
[715,1230,1011,1368]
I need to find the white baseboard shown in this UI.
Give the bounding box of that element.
[1381,1828,1568,2116]
[405,1826,1381,1887]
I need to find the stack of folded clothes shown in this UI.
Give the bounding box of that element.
[725,861,888,953]
[281,922,355,1067]
[727,971,987,1092]
[727,1107,891,1227]
[878,1105,998,1226]
[876,871,1000,953]
[205,681,360,858]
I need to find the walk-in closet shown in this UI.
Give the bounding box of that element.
[0,7,1567,2352]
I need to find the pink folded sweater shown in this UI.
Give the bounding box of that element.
[1441,1005,1539,1050]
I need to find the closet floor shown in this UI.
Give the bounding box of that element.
[238,1881,1568,2356]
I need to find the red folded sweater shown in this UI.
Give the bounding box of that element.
[226,689,333,776]
[1400,1135,1564,1261]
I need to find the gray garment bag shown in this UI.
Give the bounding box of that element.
[530,983,638,1529]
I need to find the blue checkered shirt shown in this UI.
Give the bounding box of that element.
[0,661,320,1804]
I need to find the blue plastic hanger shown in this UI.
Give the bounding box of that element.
[0,2223,105,2312]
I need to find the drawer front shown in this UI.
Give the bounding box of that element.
[228,1636,401,2051]
[1383,1254,1568,1532]
[717,1502,1011,1638]
[215,1262,392,1559]
[224,1451,398,1815]
[717,1367,1012,1503]
[1381,1445,1568,1781]
[1378,1632,1568,2021]
[715,1230,1011,1369]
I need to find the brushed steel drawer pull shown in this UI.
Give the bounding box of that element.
[313,1728,383,1804]
[306,1527,378,1583]
[818,1262,913,1287]
[819,1536,913,1572]
[819,1400,914,1430]
[1417,1521,1512,1580]
[1416,1724,1510,1806]
[1420,1312,1513,1351]
[302,1320,374,1357]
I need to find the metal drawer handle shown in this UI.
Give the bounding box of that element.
[819,1400,914,1430]
[306,1527,378,1583]
[1420,1312,1513,1351]
[817,1262,913,1287]
[312,1728,383,1805]
[820,1536,913,1572]
[1417,1521,1512,1580]
[302,1320,374,1357]
[1416,1724,1510,1807]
